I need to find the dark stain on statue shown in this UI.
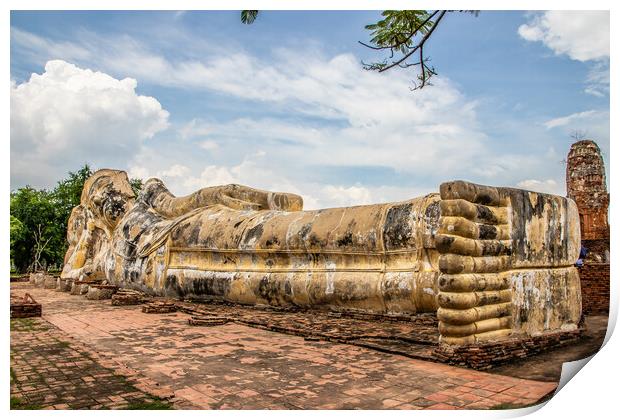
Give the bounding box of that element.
[308,233,325,248]
[122,222,131,238]
[171,221,191,241]
[244,223,264,245]
[129,269,139,284]
[507,189,568,263]
[478,225,497,240]
[188,223,202,245]
[257,276,278,304]
[383,203,413,249]
[337,231,354,247]
[481,240,511,256]
[298,223,312,241]
[189,275,231,297]
[435,234,455,253]
[476,204,498,224]
[165,274,184,298]
[519,306,529,323]
[145,258,153,276]
[284,280,292,296]
[309,253,323,265]
[265,236,280,247]
[476,194,494,206]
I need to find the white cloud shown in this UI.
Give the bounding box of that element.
[518,11,609,62]
[543,110,598,129]
[199,140,219,151]
[322,185,373,207]
[540,110,609,170]
[11,26,608,210]
[516,179,562,195]
[11,60,169,187]
[160,164,190,178]
[11,27,477,130]
[584,62,610,97]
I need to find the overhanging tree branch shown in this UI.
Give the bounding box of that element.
[376,11,445,74]
[361,10,477,90]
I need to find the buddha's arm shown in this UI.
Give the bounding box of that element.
[141,178,303,218]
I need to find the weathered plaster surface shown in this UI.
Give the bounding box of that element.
[61,170,582,346]
[435,181,581,345]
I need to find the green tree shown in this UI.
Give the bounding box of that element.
[10,215,25,269]
[10,187,61,272]
[129,177,143,197]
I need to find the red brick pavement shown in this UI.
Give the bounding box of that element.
[10,317,178,409]
[10,284,558,409]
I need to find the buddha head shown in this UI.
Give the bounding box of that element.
[81,169,136,230]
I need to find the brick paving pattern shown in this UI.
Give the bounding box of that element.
[10,283,558,409]
[10,317,173,410]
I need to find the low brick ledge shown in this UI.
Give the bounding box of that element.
[432,328,583,370]
[10,293,42,318]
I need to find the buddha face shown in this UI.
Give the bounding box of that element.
[82,170,135,230]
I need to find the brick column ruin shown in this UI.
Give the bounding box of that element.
[566,139,610,314]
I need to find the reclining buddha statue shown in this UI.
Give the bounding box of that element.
[62,169,582,346]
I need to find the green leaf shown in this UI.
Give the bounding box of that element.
[241,10,259,24]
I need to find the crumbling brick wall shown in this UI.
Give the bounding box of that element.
[566,140,610,315]
[578,263,610,315]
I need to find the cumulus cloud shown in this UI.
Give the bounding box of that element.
[322,185,373,207]
[516,179,562,195]
[518,11,609,62]
[518,11,610,98]
[11,60,169,188]
[12,25,606,209]
[159,164,191,178]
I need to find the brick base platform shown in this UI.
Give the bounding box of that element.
[111,289,147,306]
[86,284,119,300]
[142,301,177,313]
[433,329,583,370]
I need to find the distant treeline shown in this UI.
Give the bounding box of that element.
[10,164,142,274]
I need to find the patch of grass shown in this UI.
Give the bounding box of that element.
[10,396,42,410]
[54,339,72,348]
[125,398,174,410]
[10,318,48,332]
[489,402,529,410]
[11,318,35,331]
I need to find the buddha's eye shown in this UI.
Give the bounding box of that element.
[92,196,102,207]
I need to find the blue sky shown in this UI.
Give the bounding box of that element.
[10,10,610,209]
